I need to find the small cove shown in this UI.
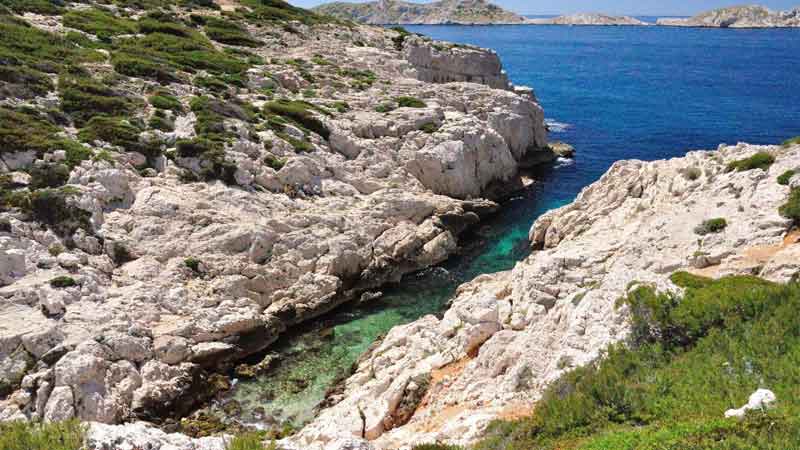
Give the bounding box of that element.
[226,24,800,429]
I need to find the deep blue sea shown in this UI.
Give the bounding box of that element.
[231,25,800,427]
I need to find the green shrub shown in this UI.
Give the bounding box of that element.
[63,7,137,39]
[263,154,286,171]
[190,96,254,141]
[390,26,411,51]
[202,16,261,47]
[420,122,439,134]
[375,103,395,113]
[0,62,54,99]
[176,138,216,158]
[149,93,183,112]
[475,274,800,450]
[28,163,70,190]
[184,257,201,273]
[30,188,93,237]
[411,445,463,450]
[669,271,713,290]
[331,101,350,113]
[175,138,237,184]
[694,217,727,235]
[50,276,77,288]
[276,132,313,152]
[726,152,775,172]
[148,115,175,132]
[59,70,137,126]
[679,167,702,181]
[237,0,332,25]
[338,68,377,90]
[264,99,329,140]
[0,420,86,450]
[778,169,796,186]
[78,116,145,153]
[0,0,64,15]
[782,136,800,148]
[395,96,426,108]
[779,188,800,222]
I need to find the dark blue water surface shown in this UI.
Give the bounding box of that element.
[232,26,800,427]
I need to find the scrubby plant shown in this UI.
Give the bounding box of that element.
[726,152,775,172]
[374,103,395,113]
[184,257,201,273]
[148,115,175,132]
[63,7,137,39]
[778,169,796,186]
[782,136,800,148]
[779,188,800,222]
[149,92,183,112]
[59,69,137,126]
[390,26,411,51]
[176,138,238,184]
[264,99,330,140]
[679,166,702,181]
[201,16,262,47]
[78,116,147,154]
[0,0,65,15]
[263,154,286,171]
[338,68,377,90]
[28,163,71,190]
[474,274,800,450]
[420,122,440,134]
[50,276,77,288]
[395,96,426,108]
[0,420,86,450]
[694,218,728,235]
[411,445,463,450]
[331,101,350,113]
[29,188,92,237]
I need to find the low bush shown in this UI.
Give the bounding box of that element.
[263,154,286,171]
[63,7,137,39]
[475,274,800,450]
[726,152,775,172]
[30,188,92,237]
[779,188,800,222]
[782,136,800,148]
[678,166,702,181]
[184,257,201,273]
[396,96,427,108]
[264,99,329,140]
[202,16,261,47]
[148,115,175,132]
[0,420,86,450]
[59,70,137,126]
[390,26,412,51]
[778,169,795,186]
[28,163,70,190]
[0,0,64,15]
[149,92,183,112]
[78,116,144,153]
[693,217,728,235]
[50,276,77,288]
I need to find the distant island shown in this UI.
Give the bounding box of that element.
[658,5,800,28]
[529,14,650,26]
[312,0,528,25]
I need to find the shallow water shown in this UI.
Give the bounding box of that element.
[229,25,800,428]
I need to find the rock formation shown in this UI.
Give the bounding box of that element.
[658,5,800,28]
[529,13,650,26]
[313,0,529,25]
[286,141,800,449]
[0,0,552,442]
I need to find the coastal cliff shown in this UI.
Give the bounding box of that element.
[658,5,800,28]
[312,0,529,25]
[0,0,551,443]
[529,13,649,26]
[287,141,800,449]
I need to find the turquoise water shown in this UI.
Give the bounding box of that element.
[230,25,800,428]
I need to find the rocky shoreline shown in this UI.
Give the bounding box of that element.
[285,141,800,449]
[0,0,556,445]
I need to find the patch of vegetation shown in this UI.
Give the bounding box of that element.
[263,154,286,171]
[198,16,261,47]
[420,122,440,134]
[390,26,411,51]
[475,274,800,450]
[195,73,246,93]
[59,68,137,126]
[276,132,313,152]
[237,0,333,26]
[395,96,426,108]
[176,138,238,184]
[149,91,183,112]
[0,0,64,15]
[0,420,86,450]
[0,108,91,168]
[28,163,70,190]
[226,432,278,450]
[50,276,77,289]
[264,99,329,140]
[726,152,775,172]
[779,188,800,222]
[184,257,201,273]
[778,169,795,186]
[374,103,395,113]
[331,101,350,113]
[411,445,462,450]
[77,116,159,158]
[782,136,800,148]
[148,115,175,132]
[63,7,137,40]
[694,217,728,235]
[2,187,92,237]
[190,96,256,144]
[678,166,701,181]
[338,68,377,90]
[112,13,248,82]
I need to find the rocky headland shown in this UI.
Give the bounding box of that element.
[286,141,800,449]
[529,13,650,26]
[658,5,800,28]
[312,0,529,25]
[0,0,555,446]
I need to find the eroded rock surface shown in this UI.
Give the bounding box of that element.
[287,142,800,449]
[658,5,800,28]
[0,0,550,438]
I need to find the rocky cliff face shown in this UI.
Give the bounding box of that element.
[658,5,800,28]
[529,14,650,26]
[313,0,529,25]
[0,0,551,440]
[286,142,800,449]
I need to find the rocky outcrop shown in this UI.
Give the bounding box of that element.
[287,141,800,449]
[0,0,551,437]
[530,14,650,26]
[313,0,529,25]
[658,5,800,28]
